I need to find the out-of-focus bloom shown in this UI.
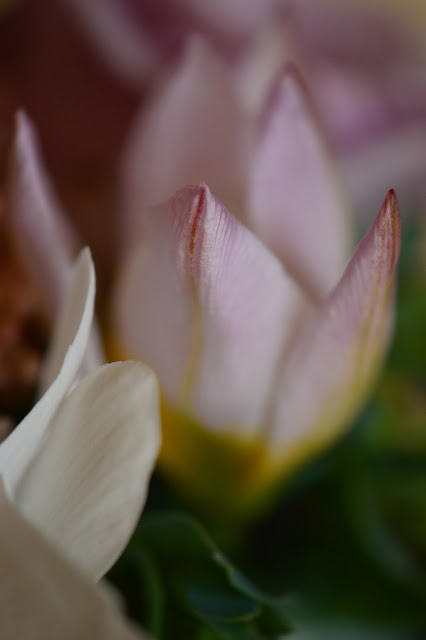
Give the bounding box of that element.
[120,41,351,268]
[242,0,426,216]
[0,478,149,639]
[0,0,142,279]
[112,65,401,516]
[114,182,400,516]
[0,0,421,276]
[0,244,161,580]
[57,0,288,83]
[49,0,426,220]
[0,112,104,416]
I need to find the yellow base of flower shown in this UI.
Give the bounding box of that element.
[106,331,382,523]
[158,400,289,522]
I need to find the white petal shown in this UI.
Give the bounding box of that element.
[0,478,148,640]
[16,361,160,581]
[0,249,95,494]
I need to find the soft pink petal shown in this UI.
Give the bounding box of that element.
[7,112,105,375]
[0,478,148,639]
[59,0,157,85]
[115,184,308,436]
[267,191,401,468]
[170,0,278,40]
[6,111,78,319]
[247,67,352,301]
[121,37,247,245]
[62,0,280,84]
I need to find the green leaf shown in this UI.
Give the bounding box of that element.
[135,512,292,638]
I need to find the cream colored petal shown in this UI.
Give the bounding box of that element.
[16,361,160,581]
[0,478,148,640]
[0,249,94,494]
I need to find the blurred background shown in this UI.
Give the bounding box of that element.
[0,1,425,638]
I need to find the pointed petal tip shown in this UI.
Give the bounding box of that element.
[77,245,94,269]
[384,188,401,221]
[12,110,38,157]
[173,182,211,198]
[14,109,30,131]
[14,109,26,131]
[382,188,400,220]
[279,62,307,89]
[376,188,402,273]
[264,62,309,113]
[72,246,95,298]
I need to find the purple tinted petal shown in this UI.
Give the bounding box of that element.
[267,191,401,472]
[247,67,351,300]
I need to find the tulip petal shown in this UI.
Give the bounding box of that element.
[267,191,401,471]
[171,0,277,40]
[0,478,147,639]
[0,249,94,494]
[16,361,160,580]
[60,0,156,85]
[121,38,246,243]
[7,112,78,319]
[115,184,308,436]
[247,67,351,301]
[7,113,105,379]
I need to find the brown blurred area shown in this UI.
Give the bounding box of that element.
[0,0,142,288]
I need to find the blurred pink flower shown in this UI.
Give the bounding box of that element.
[56,0,426,219]
[242,0,426,217]
[0,111,104,416]
[0,0,142,279]
[0,0,421,275]
[112,65,402,514]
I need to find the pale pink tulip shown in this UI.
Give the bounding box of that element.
[113,62,401,513]
[54,0,426,219]
[245,0,426,217]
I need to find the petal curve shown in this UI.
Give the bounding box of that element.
[0,478,148,639]
[121,38,245,244]
[6,112,78,319]
[115,184,308,436]
[267,191,401,473]
[0,249,95,495]
[16,361,160,581]
[247,67,351,300]
[6,112,105,378]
